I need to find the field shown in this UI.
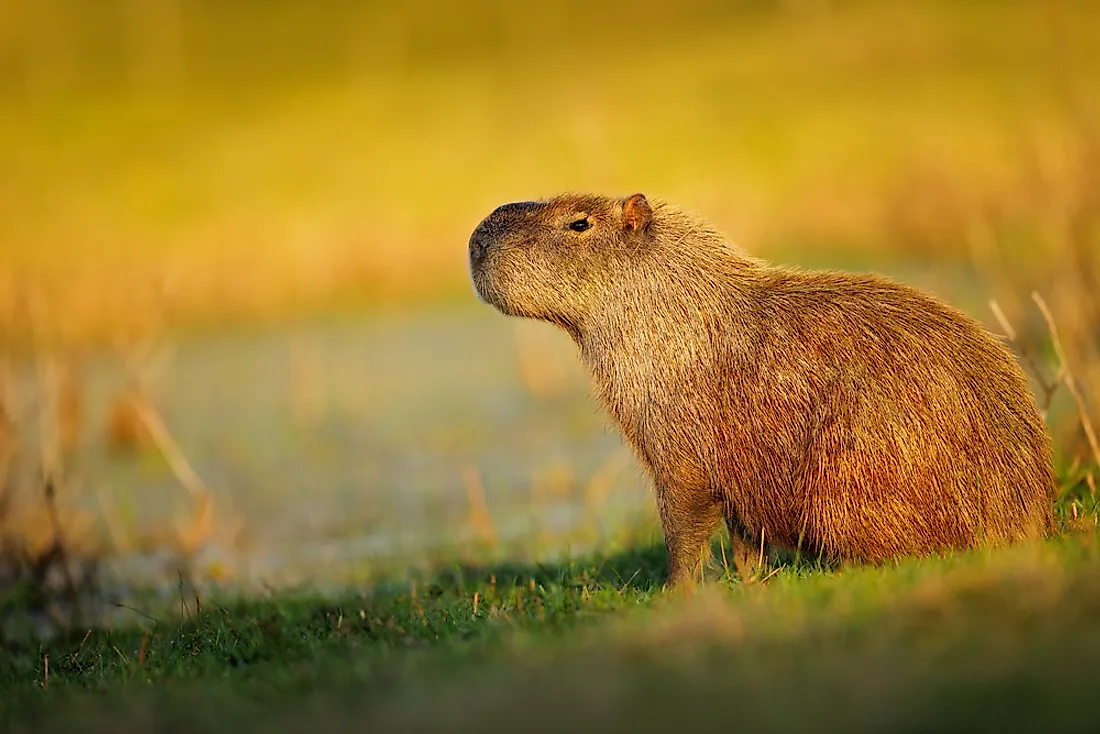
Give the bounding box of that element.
[6,534,1100,733]
[2,0,1100,730]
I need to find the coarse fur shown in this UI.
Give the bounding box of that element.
[468,192,1057,589]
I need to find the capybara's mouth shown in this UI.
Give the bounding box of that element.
[469,268,495,307]
[468,221,495,305]
[472,276,516,316]
[468,226,517,314]
[467,242,492,302]
[467,253,508,312]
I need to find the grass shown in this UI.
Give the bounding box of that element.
[3,521,1100,733]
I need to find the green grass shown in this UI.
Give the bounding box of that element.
[4,516,1100,733]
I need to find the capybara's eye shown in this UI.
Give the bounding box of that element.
[568,218,591,232]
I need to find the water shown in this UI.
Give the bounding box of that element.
[5,302,651,591]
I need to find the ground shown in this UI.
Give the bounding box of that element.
[4,514,1100,732]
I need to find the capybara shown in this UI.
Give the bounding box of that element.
[468,192,1057,588]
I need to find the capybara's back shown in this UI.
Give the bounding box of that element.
[728,269,1056,564]
[468,192,1057,586]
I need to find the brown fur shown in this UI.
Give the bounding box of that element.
[468,193,1057,588]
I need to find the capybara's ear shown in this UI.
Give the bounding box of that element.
[623,193,653,233]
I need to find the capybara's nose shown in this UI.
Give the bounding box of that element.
[469,233,490,266]
[469,201,539,268]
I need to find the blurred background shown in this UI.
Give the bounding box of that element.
[0,0,1098,599]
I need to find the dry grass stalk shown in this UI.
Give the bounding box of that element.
[107,394,153,452]
[56,358,83,458]
[991,292,1100,527]
[990,299,1063,422]
[106,340,176,453]
[0,357,15,457]
[108,337,215,558]
[969,127,1100,451]
[4,293,224,642]
[581,450,632,542]
[1,352,103,643]
[0,360,14,511]
[583,451,630,515]
[461,464,497,549]
[129,399,215,558]
[1031,291,1100,472]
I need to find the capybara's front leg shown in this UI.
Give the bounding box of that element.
[657,486,724,591]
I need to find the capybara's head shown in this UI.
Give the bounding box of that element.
[468,193,655,327]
